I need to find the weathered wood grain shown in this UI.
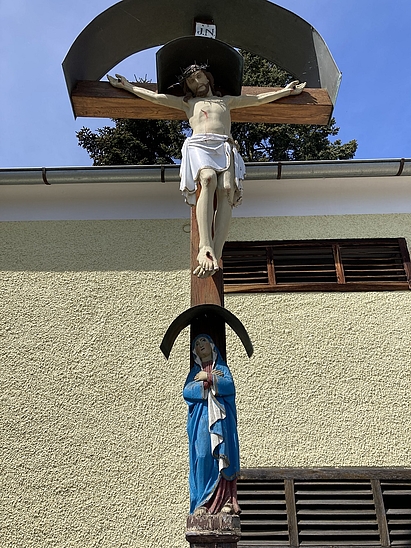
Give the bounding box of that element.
[71,81,333,125]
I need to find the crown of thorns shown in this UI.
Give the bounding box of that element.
[177,63,209,84]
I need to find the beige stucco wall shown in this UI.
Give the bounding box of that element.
[228,214,411,469]
[1,214,411,547]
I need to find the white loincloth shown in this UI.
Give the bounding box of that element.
[179,133,245,206]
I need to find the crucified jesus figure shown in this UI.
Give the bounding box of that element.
[108,66,305,278]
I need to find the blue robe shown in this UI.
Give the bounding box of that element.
[183,352,240,514]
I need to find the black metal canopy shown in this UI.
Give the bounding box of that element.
[160,304,254,360]
[156,37,243,96]
[63,0,341,106]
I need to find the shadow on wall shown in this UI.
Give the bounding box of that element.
[1,219,190,272]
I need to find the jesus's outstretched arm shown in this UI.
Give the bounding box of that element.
[107,74,186,112]
[227,80,306,109]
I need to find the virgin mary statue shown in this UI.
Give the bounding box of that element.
[183,334,241,515]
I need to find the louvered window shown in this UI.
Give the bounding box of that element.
[222,239,411,293]
[237,468,411,547]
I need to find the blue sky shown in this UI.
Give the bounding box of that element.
[1,0,410,168]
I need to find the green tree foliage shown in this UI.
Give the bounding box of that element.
[77,52,357,165]
[231,51,357,162]
[77,118,188,166]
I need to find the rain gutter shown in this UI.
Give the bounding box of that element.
[0,159,410,186]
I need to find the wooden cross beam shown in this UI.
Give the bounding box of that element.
[71,81,333,125]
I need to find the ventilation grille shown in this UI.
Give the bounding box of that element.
[237,471,411,548]
[272,245,337,284]
[237,480,289,546]
[340,243,408,283]
[223,244,269,286]
[382,481,411,546]
[295,480,379,546]
[223,239,411,293]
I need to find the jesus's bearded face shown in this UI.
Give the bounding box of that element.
[185,70,211,97]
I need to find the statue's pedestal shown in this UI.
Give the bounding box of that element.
[186,513,241,548]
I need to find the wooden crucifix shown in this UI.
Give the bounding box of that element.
[64,0,341,537]
[104,50,310,545]
[78,39,330,546]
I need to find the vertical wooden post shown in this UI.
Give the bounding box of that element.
[186,194,240,548]
[371,480,390,547]
[190,201,226,360]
